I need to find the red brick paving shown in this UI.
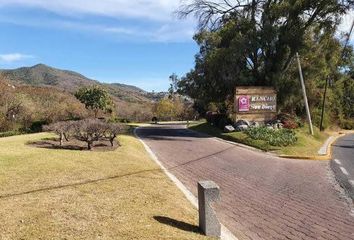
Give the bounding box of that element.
[138,125,354,240]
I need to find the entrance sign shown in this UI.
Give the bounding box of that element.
[235,87,277,122]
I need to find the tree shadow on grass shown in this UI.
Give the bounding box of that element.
[153,216,201,234]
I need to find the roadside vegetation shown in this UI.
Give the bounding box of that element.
[246,127,297,147]
[277,126,331,156]
[173,0,354,130]
[0,75,198,138]
[190,121,278,152]
[190,121,331,156]
[0,79,87,135]
[0,133,211,240]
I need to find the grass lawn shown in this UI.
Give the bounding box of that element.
[189,121,331,157]
[277,126,330,156]
[0,133,212,240]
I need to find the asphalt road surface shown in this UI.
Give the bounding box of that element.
[137,125,354,240]
[332,134,354,200]
[333,134,354,178]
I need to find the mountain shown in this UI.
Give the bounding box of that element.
[0,64,154,103]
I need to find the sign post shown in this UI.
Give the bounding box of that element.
[235,87,277,122]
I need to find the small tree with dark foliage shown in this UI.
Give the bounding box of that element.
[74,86,113,118]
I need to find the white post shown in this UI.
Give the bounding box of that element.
[296,52,314,135]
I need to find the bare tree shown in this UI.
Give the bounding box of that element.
[44,119,127,150]
[177,0,257,30]
[104,123,125,147]
[43,121,73,146]
[71,119,107,150]
[178,0,353,31]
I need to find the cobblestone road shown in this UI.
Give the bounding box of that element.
[137,125,354,240]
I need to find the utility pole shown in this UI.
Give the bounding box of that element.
[296,52,314,136]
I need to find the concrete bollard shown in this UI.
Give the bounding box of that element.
[198,180,221,238]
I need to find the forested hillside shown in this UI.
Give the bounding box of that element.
[0,64,167,132]
[0,64,153,103]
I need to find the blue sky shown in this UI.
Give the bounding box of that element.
[0,1,352,92]
[0,0,199,92]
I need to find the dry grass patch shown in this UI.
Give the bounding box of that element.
[0,133,212,240]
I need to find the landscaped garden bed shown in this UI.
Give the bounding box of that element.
[189,121,331,157]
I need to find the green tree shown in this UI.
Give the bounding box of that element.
[153,99,175,121]
[176,0,354,115]
[75,85,113,118]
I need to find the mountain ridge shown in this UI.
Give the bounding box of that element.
[0,64,153,104]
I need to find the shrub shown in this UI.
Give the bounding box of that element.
[312,108,329,129]
[217,117,231,129]
[29,120,48,133]
[206,112,231,129]
[276,113,299,129]
[339,119,354,130]
[0,130,21,138]
[246,127,297,146]
[282,119,298,129]
[151,117,158,124]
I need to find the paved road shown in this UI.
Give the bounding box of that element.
[332,134,354,199]
[333,134,354,177]
[137,125,354,240]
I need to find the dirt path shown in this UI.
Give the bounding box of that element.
[137,125,354,240]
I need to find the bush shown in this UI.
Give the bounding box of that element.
[312,108,329,129]
[282,119,298,129]
[276,113,300,129]
[217,117,232,129]
[29,120,48,133]
[246,127,297,146]
[0,130,21,138]
[339,119,354,130]
[206,112,231,129]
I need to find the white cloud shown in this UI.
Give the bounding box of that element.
[0,0,197,42]
[0,53,34,63]
[0,0,182,21]
[151,21,195,42]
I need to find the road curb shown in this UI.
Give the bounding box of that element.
[134,127,238,240]
[330,159,354,201]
